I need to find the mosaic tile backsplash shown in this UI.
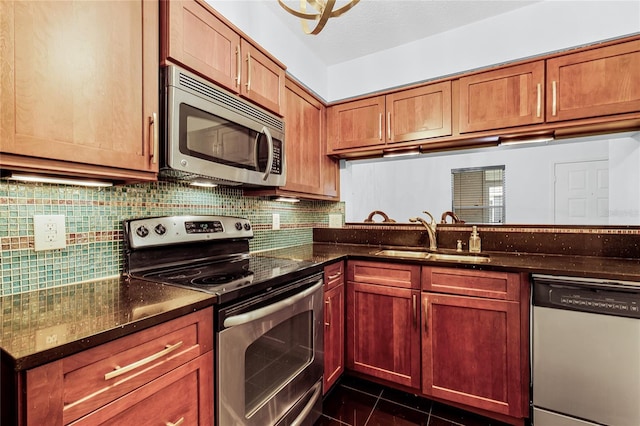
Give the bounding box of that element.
[0,181,344,295]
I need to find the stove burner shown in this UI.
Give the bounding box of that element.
[192,271,253,286]
[155,269,203,280]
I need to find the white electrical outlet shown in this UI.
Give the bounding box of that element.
[329,213,343,228]
[272,213,280,230]
[34,215,66,251]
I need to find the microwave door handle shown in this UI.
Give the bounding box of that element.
[261,126,274,181]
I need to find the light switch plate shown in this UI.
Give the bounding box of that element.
[34,215,66,251]
[272,213,280,230]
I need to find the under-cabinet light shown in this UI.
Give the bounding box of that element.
[382,148,421,158]
[274,196,300,203]
[499,135,554,146]
[189,179,219,188]
[6,173,113,187]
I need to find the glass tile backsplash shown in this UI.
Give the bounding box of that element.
[0,181,343,295]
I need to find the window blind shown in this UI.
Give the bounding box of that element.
[451,166,505,223]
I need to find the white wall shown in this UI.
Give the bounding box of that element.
[327,1,640,101]
[340,133,640,225]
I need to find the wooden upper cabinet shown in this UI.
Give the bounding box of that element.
[327,96,386,151]
[161,0,285,115]
[328,81,452,152]
[459,61,545,133]
[240,40,285,116]
[546,39,640,122]
[0,0,159,180]
[386,81,452,143]
[244,77,339,200]
[162,0,240,91]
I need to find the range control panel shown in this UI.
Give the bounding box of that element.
[126,215,252,249]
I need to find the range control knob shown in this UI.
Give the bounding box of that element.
[154,224,167,235]
[135,225,149,238]
[235,222,243,231]
[243,223,251,231]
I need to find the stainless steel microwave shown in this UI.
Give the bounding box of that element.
[161,65,285,187]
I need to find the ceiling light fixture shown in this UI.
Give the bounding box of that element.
[278,0,360,35]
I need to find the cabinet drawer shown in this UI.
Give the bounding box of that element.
[422,267,520,301]
[348,260,420,289]
[70,351,213,425]
[59,307,213,424]
[324,261,345,290]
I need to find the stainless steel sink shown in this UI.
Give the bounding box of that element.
[374,249,490,263]
[374,249,432,259]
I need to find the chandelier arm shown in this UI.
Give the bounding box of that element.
[305,0,335,34]
[277,0,319,20]
[329,0,360,17]
[306,0,326,14]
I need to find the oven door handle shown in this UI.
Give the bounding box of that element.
[290,380,322,426]
[223,280,322,328]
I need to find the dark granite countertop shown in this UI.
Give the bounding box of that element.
[4,240,640,372]
[264,242,640,282]
[0,277,215,371]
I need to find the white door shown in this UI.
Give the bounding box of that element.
[554,160,609,224]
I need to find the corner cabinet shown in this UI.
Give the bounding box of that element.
[245,77,339,200]
[327,81,452,153]
[546,39,640,122]
[161,0,285,115]
[21,308,214,426]
[346,260,421,389]
[0,0,159,182]
[323,261,345,394]
[421,267,529,419]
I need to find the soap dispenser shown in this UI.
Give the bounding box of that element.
[469,226,481,253]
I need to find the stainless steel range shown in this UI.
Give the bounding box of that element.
[123,215,324,426]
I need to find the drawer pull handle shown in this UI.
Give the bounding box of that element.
[327,272,342,280]
[104,341,184,381]
[166,417,185,426]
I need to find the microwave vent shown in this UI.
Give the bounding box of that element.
[178,72,284,133]
[159,167,242,187]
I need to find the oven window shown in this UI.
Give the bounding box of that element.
[245,311,313,416]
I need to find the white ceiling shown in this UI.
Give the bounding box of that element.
[266,0,540,65]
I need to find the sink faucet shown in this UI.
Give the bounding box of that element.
[409,211,437,251]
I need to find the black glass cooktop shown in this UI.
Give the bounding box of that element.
[137,255,321,305]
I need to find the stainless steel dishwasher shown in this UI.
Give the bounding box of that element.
[532,274,640,426]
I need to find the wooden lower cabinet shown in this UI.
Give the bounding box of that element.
[323,261,345,393]
[422,293,522,416]
[21,308,214,426]
[346,261,421,389]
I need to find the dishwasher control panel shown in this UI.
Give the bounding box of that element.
[533,276,640,319]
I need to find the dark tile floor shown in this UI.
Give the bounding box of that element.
[314,376,511,426]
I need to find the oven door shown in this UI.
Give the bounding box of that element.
[217,274,323,426]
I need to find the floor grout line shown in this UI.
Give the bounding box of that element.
[362,388,384,426]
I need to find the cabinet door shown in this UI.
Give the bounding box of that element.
[70,352,214,426]
[546,39,640,122]
[240,40,285,115]
[459,61,545,133]
[327,96,386,151]
[422,293,524,417]
[324,283,344,394]
[0,0,158,175]
[386,81,452,143]
[283,79,333,196]
[347,282,421,389]
[163,0,241,92]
